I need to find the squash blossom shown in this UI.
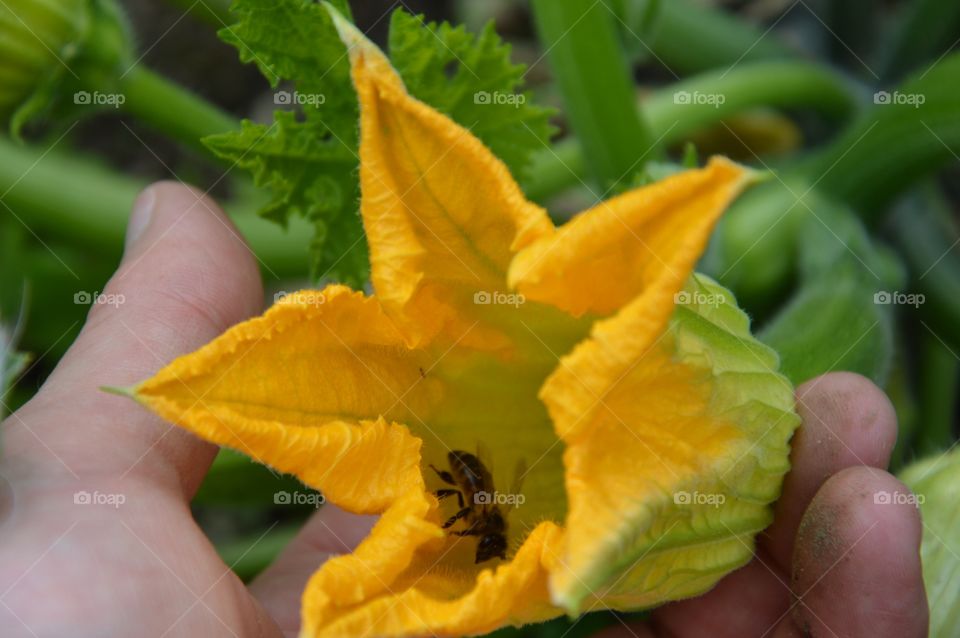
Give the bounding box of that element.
[123,8,800,637]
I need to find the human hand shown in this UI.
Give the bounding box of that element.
[595,375,928,638]
[0,183,927,638]
[0,183,374,637]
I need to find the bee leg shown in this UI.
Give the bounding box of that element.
[429,464,457,486]
[441,507,471,529]
[450,519,480,536]
[434,489,464,507]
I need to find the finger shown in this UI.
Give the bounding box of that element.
[604,371,899,638]
[641,556,790,638]
[249,505,377,635]
[3,182,263,497]
[778,466,927,637]
[762,371,897,571]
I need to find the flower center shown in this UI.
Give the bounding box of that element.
[409,300,592,558]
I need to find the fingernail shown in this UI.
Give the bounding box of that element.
[125,186,156,252]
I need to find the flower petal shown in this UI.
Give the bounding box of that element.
[302,518,566,638]
[508,158,754,318]
[134,280,571,530]
[544,275,799,613]
[132,282,576,637]
[133,285,429,511]
[328,6,556,348]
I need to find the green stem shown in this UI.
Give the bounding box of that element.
[522,140,586,202]
[531,0,656,191]
[522,61,855,201]
[0,137,308,277]
[636,0,795,73]
[0,140,138,247]
[116,66,239,156]
[643,61,854,141]
[804,52,960,215]
[713,52,960,303]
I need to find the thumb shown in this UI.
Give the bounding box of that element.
[4,182,263,497]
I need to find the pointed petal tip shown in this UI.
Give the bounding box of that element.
[322,1,392,72]
[750,167,775,185]
[321,2,359,45]
[706,155,764,188]
[551,592,582,620]
[99,384,138,399]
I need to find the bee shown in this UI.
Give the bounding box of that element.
[430,450,510,564]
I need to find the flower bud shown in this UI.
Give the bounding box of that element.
[0,0,133,135]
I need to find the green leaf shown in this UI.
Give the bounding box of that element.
[760,280,893,385]
[210,1,553,284]
[531,0,654,190]
[759,207,901,385]
[900,450,960,638]
[206,0,365,283]
[204,114,366,284]
[388,10,555,179]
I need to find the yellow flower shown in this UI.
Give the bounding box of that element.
[124,7,799,637]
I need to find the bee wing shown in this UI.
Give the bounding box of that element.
[473,442,496,511]
[475,441,494,474]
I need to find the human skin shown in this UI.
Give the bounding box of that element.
[0,183,928,637]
